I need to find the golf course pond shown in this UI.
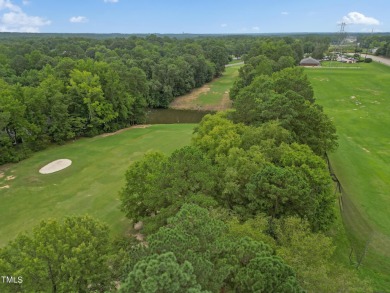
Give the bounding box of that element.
[145,108,214,124]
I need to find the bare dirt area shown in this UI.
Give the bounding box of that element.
[100,125,152,138]
[169,84,212,110]
[169,81,232,111]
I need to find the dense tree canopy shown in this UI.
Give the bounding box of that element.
[120,147,218,233]
[190,112,335,231]
[0,216,114,293]
[228,215,373,293]
[123,204,303,293]
[121,252,208,293]
[232,67,337,156]
[0,35,232,164]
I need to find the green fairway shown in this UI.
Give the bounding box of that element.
[306,62,390,291]
[0,124,195,247]
[196,64,242,107]
[170,62,242,111]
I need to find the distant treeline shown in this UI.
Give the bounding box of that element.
[358,34,390,57]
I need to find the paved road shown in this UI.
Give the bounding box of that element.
[364,54,390,66]
[225,57,390,67]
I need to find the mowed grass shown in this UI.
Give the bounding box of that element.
[0,124,195,247]
[320,60,362,68]
[196,63,242,107]
[169,61,242,111]
[306,62,390,290]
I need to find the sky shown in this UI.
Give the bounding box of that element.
[0,0,389,34]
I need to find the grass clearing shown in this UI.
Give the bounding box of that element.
[0,124,195,247]
[170,62,242,111]
[196,65,241,107]
[228,59,243,65]
[306,62,390,291]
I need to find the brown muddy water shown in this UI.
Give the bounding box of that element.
[145,108,214,124]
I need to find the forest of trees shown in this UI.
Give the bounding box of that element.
[0,35,234,164]
[358,34,390,57]
[0,35,373,292]
[0,34,338,165]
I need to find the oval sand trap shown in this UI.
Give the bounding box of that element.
[39,159,72,174]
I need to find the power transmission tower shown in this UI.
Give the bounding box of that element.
[330,22,346,66]
[337,22,347,60]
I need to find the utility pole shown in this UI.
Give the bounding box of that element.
[364,28,374,61]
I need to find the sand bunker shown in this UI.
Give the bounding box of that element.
[39,159,72,174]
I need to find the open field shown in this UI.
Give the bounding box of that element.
[169,62,242,111]
[0,124,195,247]
[306,62,390,291]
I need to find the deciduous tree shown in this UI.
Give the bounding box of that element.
[0,216,114,293]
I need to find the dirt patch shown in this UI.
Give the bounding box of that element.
[314,77,329,82]
[131,125,151,129]
[134,221,143,231]
[100,125,152,138]
[170,84,211,109]
[356,87,381,96]
[135,233,145,242]
[0,172,4,179]
[170,80,233,111]
[27,176,43,184]
[0,185,10,189]
[6,175,16,181]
